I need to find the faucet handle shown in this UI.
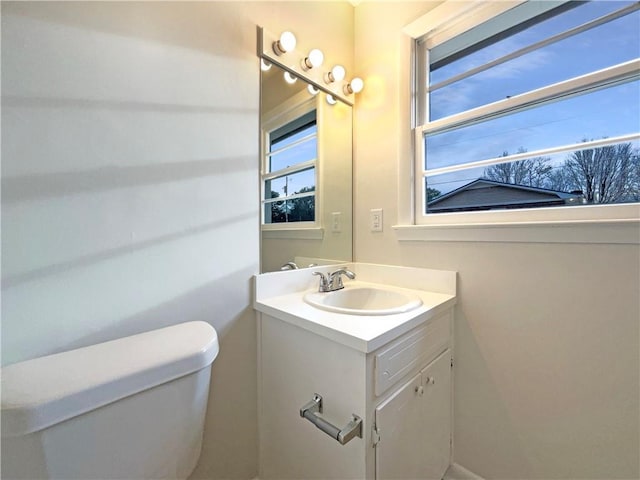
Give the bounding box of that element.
[328,269,356,291]
[330,269,356,280]
[312,271,329,292]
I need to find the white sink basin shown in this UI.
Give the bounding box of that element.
[303,285,423,316]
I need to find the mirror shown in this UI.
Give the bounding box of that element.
[260,62,353,272]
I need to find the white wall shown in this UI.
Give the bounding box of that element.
[1,2,353,479]
[353,2,639,479]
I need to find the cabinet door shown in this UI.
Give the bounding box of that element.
[375,350,451,480]
[375,373,424,480]
[419,349,452,480]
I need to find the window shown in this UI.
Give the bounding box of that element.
[262,104,317,226]
[413,0,640,224]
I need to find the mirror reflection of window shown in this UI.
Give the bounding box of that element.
[264,110,317,224]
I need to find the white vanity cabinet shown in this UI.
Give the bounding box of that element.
[257,307,453,480]
[375,349,452,480]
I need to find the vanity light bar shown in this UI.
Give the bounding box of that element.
[257,26,355,106]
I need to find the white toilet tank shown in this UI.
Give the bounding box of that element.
[1,321,219,480]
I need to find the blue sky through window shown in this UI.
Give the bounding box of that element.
[268,122,316,201]
[431,1,637,86]
[425,1,640,198]
[270,125,317,172]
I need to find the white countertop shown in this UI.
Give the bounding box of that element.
[254,264,457,353]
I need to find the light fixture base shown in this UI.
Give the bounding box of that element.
[272,41,285,56]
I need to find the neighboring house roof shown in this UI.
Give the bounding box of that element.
[428,178,583,213]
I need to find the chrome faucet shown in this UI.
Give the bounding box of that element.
[312,269,356,292]
[280,262,299,270]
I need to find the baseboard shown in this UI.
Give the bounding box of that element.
[444,462,485,480]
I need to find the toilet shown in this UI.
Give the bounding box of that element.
[1,321,219,480]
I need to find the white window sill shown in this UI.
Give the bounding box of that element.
[393,219,640,244]
[261,227,324,240]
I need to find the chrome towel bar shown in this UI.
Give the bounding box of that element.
[299,393,362,445]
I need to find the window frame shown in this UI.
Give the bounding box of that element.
[406,0,640,232]
[260,90,320,232]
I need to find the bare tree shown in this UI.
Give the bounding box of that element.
[623,150,640,202]
[546,168,576,193]
[484,148,552,187]
[562,142,635,203]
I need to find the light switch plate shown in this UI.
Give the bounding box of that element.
[331,212,342,232]
[370,208,383,232]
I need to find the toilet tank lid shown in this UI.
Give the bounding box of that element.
[1,321,219,437]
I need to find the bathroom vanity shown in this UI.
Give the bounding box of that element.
[254,263,456,480]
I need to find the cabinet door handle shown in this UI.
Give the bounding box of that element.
[415,385,424,396]
[425,376,435,385]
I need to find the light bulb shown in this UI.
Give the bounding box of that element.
[273,31,296,55]
[326,94,337,105]
[307,84,319,96]
[284,71,297,84]
[309,49,324,67]
[302,49,324,70]
[324,64,346,84]
[331,65,346,82]
[260,59,272,72]
[344,77,364,94]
